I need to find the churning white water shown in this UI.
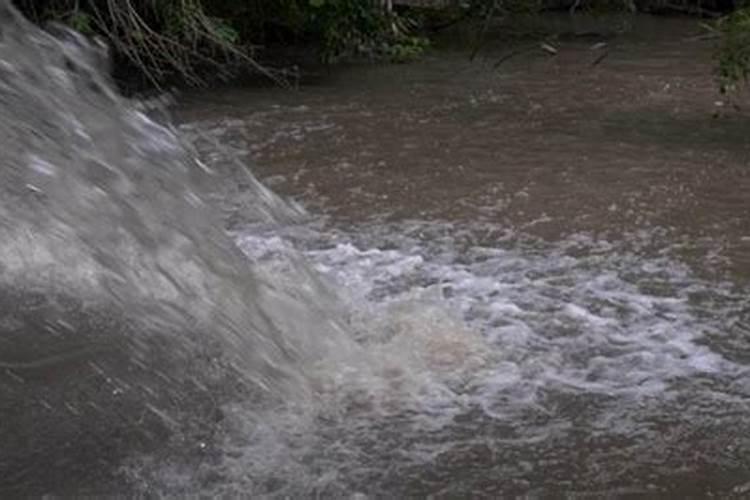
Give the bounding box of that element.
[1,2,750,497]
[130,212,749,496]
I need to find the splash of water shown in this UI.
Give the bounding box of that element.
[0,1,349,390]
[0,3,353,494]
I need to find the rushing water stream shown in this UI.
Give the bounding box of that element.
[2,3,750,497]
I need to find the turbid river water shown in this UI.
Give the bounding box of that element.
[178,15,750,281]
[2,6,750,498]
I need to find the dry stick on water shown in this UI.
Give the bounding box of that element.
[493,48,525,68]
[591,49,609,67]
[540,42,558,55]
[588,38,611,68]
[493,43,538,68]
[662,3,721,18]
[494,39,559,69]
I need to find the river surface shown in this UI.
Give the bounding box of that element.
[178,15,750,283]
[3,8,750,498]
[174,15,750,498]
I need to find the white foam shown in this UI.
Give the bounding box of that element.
[136,218,750,496]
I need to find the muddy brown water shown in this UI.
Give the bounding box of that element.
[178,15,750,282]
[169,14,750,498]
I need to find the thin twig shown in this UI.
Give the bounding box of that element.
[470,0,499,61]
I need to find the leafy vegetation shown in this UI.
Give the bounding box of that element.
[14,0,265,88]
[308,0,428,63]
[713,5,750,92]
[13,0,750,94]
[12,0,429,89]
